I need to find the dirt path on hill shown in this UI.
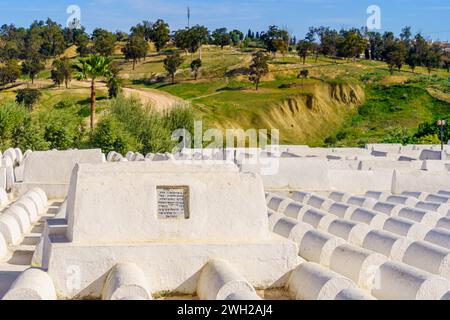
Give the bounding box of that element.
[71,80,184,112]
[9,79,184,113]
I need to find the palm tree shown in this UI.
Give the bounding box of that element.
[73,55,113,130]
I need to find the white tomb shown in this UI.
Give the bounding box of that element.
[40,161,299,299]
[15,149,104,198]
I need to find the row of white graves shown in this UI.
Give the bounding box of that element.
[266,189,450,300]
[0,144,449,300]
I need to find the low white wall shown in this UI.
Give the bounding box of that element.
[328,170,393,193]
[392,170,450,194]
[22,149,104,184]
[241,158,330,191]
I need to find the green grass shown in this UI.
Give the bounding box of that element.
[332,83,450,146]
[2,46,449,147]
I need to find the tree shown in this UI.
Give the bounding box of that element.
[367,31,383,60]
[131,20,152,40]
[400,26,412,43]
[0,59,21,86]
[425,44,442,75]
[230,30,244,47]
[297,40,311,64]
[115,30,129,42]
[22,58,45,84]
[316,27,339,59]
[190,58,202,80]
[92,28,116,56]
[249,51,269,90]
[0,24,26,62]
[150,19,170,52]
[442,54,450,72]
[298,69,309,78]
[50,68,64,87]
[211,28,231,49]
[273,39,288,59]
[261,25,289,55]
[174,25,209,59]
[122,34,148,70]
[384,38,407,74]
[16,88,41,109]
[107,63,122,98]
[72,27,91,57]
[406,44,420,73]
[338,29,367,61]
[73,55,113,130]
[163,52,184,84]
[52,58,72,88]
[39,19,65,57]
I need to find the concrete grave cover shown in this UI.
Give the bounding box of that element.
[44,161,299,299]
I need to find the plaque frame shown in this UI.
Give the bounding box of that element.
[156,186,190,220]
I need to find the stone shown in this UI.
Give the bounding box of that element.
[288,262,355,300]
[197,259,260,300]
[102,263,151,300]
[2,268,56,300]
[44,161,299,298]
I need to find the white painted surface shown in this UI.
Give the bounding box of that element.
[102,263,151,300]
[2,268,56,300]
[330,244,387,289]
[402,241,450,280]
[297,229,346,267]
[372,261,450,300]
[197,259,260,300]
[66,162,269,243]
[362,230,412,261]
[327,219,370,246]
[288,262,355,300]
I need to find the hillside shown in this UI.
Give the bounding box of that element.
[1,45,449,147]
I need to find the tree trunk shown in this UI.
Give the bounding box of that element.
[199,46,202,60]
[255,79,259,91]
[172,73,175,84]
[90,78,96,131]
[133,60,136,70]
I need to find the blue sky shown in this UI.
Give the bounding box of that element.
[0,0,449,40]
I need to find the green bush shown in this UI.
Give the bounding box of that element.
[92,116,141,154]
[106,96,195,154]
[53,99,77,109]
[14,117,49,151]
[416,134,441,145]
[16,89,42,109]
[0,100,49,150]
[39,110,84,150]
[0,101,28,149]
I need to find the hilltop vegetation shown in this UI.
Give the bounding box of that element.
[0,18,449,151]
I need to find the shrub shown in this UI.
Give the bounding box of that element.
[16,89,42,109]
[53,99,77,109]
[0,101,28,149]
[14,117,49,151]
[106,96,195,154]
[92,116,141,154]
[39,110,84,150]
[416,134,441,145]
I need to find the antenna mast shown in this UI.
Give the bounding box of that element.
[187,6,191,28]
